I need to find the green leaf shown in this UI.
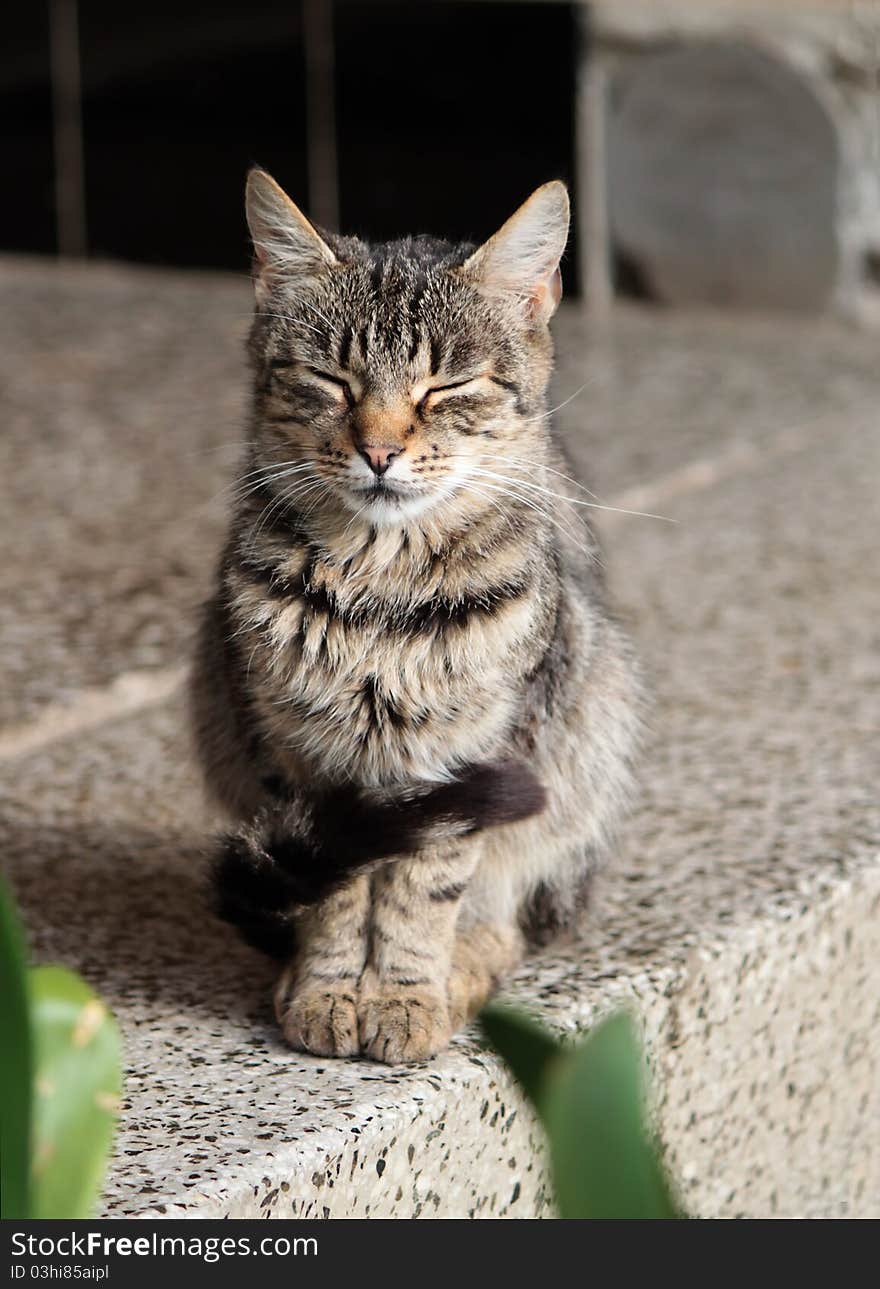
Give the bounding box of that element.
[28,965,122,1219]
[543,1012,681,1219]
[479,1003,564,1111]
[0,876,33,1219]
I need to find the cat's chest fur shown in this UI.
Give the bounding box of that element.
[226,523,551,788]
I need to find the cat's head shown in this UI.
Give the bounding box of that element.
[244,169,569,528]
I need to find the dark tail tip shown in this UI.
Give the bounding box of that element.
[212,835,297,961]
[422,760,547,832]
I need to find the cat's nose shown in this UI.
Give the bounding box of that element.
[357,444,402,477]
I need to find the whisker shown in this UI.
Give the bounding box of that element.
[456,480,595,561]
[245,311,328,340]
[540,382,589,420]
[247,487,317,549]
[455,474,591,555]
[223,460,319,507]
[448,479,510,528]
[459,467,601,551]
[466,465,675,525]
[245,473,326,547]
[231,463,318,503]
[297,299,337,332]
[513,381,595,429]
[479,452,600,501]
[464,466,588,529]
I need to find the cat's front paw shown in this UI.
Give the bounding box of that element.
[274,971,360,1058]
[357,974,452,1064]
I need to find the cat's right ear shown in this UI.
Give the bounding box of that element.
[245,169,337,303]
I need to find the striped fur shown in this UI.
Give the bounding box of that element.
[191,170,644,1062]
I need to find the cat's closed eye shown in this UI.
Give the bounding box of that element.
[307,367,355,407]
[417,375,493,413]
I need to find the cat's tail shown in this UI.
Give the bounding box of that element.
[212,760,546,959]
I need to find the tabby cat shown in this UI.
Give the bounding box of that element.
[190,169,643,1063]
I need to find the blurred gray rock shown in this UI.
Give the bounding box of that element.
[589,1,880,316]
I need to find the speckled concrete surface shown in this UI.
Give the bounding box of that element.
[2,257,878,1218]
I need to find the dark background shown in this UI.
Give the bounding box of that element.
[4,1,580,285]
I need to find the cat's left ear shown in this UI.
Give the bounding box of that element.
[245,168,337,303]
[462,181,570,324]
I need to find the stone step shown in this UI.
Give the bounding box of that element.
[2,259,878,1218]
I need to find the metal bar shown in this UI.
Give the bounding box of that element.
[576,8,613,315]
[48,0,87,258]
[302,0,340,230]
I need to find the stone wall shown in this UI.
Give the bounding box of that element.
[587,1,880,318]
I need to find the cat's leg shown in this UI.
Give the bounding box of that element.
[445,922,524,1031]
[274,875,371,1058]
[357,838,484,1063]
